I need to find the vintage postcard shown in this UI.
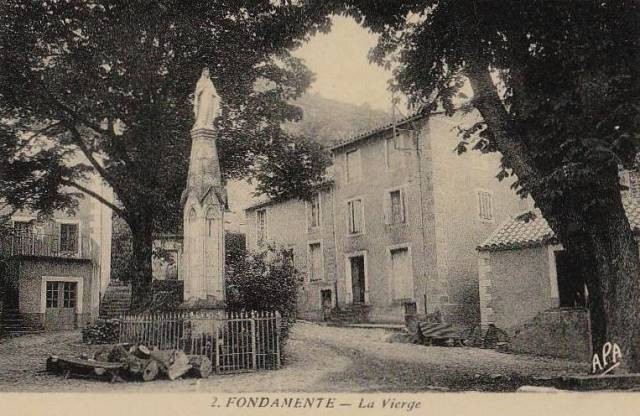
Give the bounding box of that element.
[0,1,639,415]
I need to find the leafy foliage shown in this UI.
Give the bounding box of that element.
[225,245,301,343]
[225,232,247,268]
[336,1,640,210]
[0,1,332,305]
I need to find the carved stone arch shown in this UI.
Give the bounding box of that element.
[188,206,197,222]
[206,206,217,237]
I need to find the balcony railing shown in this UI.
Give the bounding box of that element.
[0,232,92,260]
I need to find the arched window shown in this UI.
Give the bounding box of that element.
[188,208,197,222]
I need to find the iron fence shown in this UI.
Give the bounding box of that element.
[118,310,281,373]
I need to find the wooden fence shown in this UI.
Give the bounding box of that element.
[118,310,281,373]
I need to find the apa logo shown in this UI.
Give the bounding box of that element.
[591,342,622,375]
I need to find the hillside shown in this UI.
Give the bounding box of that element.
[284,92,391,147]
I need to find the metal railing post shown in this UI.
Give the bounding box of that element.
[250,312,257,370]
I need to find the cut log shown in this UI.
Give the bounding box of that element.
[141,359,159,382]
[167,350,190,381]
[126,356,146,375]
[137,345,151,358]
[47,356,124,382]
[149,350,172,374]
[130,344,151,359]
[187,355,212,379]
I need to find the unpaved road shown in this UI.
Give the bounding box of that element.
[0,322,586,392]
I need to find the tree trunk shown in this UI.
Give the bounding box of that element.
[129,215,154,312]
[548,182,640,372]
[465,60,640,372]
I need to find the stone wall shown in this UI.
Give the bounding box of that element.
[507,308,591,362]
[429,112,529,325]
[481,246,558,329]
[246,188,337,321]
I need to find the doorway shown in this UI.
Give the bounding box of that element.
[555,250,587,307]
[350,255,366,304]
[320,289,332,321]
[44,281,78,330]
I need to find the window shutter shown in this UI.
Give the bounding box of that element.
[400,188,406,223]
[305,201,310,231]
[353,200,360,232]
[383,192,391,225]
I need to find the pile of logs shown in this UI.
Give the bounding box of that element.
[46,344,212,383]
[81,319,120,344]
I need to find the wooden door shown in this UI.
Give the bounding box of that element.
[391,248,413,300]
[350,256,366,304]
[45,281,77,331]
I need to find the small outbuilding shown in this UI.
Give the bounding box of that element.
[476,197,640,361]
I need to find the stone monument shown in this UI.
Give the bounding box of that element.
[181,67,226,310]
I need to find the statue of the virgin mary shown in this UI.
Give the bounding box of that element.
[193,67,220,130]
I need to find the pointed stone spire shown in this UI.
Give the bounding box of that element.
[180,69,226,307]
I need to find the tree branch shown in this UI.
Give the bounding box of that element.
[65,124,127,199]
[34,77,109,136]
[61,179,125,219]
[464,60,541,189]
[24,121,65,144]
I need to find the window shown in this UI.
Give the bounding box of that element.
[308,243,323,281]
[256,209,267,245]
[46,281,59,308]
[477,191,493,221]
[59,223,79,253]
[13,220,32,235]
[308,193,321,230]
[385,188,406,224]
[345,149,362,183]
[347,199,364,235]
[390,247,413,300]
[62,282,76,308]
[385,136,405,169]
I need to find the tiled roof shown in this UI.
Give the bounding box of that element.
[243,175,335,212]
[330,113,424,151]
[478,197,640,252]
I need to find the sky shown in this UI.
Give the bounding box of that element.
[229,16,405,221]
[292,16,397,112]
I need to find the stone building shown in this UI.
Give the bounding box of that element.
[0,178,112,333]
[245,111,527,325]
[476,186,640,361]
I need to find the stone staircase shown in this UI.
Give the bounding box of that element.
[329,304,370,324]
[99,282,132,319]
[0,309,44,338]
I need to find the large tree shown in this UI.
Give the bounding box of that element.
[334,1,640,370]
[0,1,331,308]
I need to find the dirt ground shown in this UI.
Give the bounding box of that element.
[0,322,587,392]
